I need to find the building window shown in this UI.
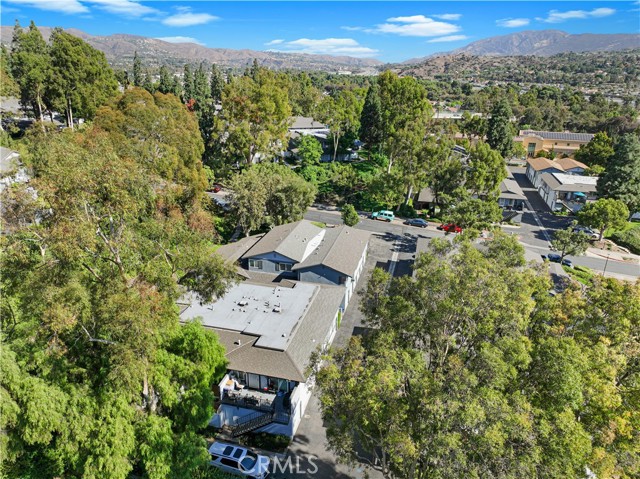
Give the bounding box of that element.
[567,143,570,146]
[248,259,263,269]
[276,263,292,272]
[338,276,347,285]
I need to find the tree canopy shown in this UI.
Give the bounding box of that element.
[227,162,317,235]
[316,240,640,479]
[597,134,640,214]
[1,117,235,478]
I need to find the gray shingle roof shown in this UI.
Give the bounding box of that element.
[216,235,264,264]
[499,178,526,200]
[207,285,345,381]
[289,116,327,130]
[243,221,324,262]
[520,130,594,142]
[292,225,370,278]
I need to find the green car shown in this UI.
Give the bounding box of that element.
[370,210,395,222]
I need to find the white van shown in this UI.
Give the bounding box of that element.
[208,442,270,478]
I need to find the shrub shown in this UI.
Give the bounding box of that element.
[611,228,640,254]
[341,203,360,227]
[396,203,417,218]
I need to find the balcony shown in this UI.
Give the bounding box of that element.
[219,374,293,416]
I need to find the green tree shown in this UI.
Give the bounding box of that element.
[377,71,433,174]
[317,89,362,162]
[158,65,175,95]
[465,142,506,196]
[550,223,591,260]
[210,63,224,103]
[0,44,19,97]
[192,61,210,111]
[49,28,118,128]
[359,83,384,152]
[486,99,514,157]
[296,134,323,167]
[341,203,360,227]
[424,138,464,209]
[10,21,51,126]
[94,88,207,196]
[447,195,502,230]
[575,131,615,167]
[597,134,640,214]
[578,198,630,241]
[132,51,143,87]
[213,70,291,165]
[183,64,194,102]
[316,241,640,479]
[287,71,320,116]
[227,163,316,235]
[483,229,526,267]
[0,125,234,478]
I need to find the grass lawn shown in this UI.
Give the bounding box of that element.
[563,264,595,285]
[311,221,326,228]
[604,221,640,238]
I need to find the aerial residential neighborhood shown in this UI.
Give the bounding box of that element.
[1,1,639,479]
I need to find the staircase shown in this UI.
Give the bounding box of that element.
[231,411,276,437]
[230,410,291,438]
[502,210,520,222]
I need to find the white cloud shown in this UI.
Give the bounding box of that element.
[341,26,365,31]
[156,36,204,46]
[539,7,615,23]
[265,39,284,46]
[162,7,219,27]
[372,15,461,37]
[5,0,88,14]
[433,13,462,21]
[268,38,379,58]
[426,35,469,43]
[496,18,530,28]
[88,0,158,17]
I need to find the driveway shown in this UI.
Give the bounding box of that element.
[278,230,414,479]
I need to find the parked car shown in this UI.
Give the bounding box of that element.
[370,210,395,222]
[209,442,270,479]
[572,226,599,239]
[544,253,573,267]
[404,218,429,228]
[437,223,462,233]
[211,183,222,193]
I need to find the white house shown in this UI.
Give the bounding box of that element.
[525,156,588,189]
[539,172,598,212]
[178,281,345,438]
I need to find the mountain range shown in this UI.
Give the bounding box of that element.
[403,29,640,64]
[0,26,382,72]
[1,26,639,72]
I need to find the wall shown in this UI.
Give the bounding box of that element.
[245,252,297,277]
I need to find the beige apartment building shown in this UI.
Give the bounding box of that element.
[516,130,594,157]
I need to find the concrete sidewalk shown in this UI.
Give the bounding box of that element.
[585,247,639,265]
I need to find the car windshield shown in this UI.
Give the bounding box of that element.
[240,452,258,471]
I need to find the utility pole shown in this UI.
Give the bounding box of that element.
[602,253,610,277]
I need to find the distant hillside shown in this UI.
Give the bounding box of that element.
[404,30,640,64]
[0,26,382,72]
[398,50,640,96]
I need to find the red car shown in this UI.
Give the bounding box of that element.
[438,223,462,233]
[211,184,222,193]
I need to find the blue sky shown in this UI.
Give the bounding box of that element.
[3,1,639,62]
